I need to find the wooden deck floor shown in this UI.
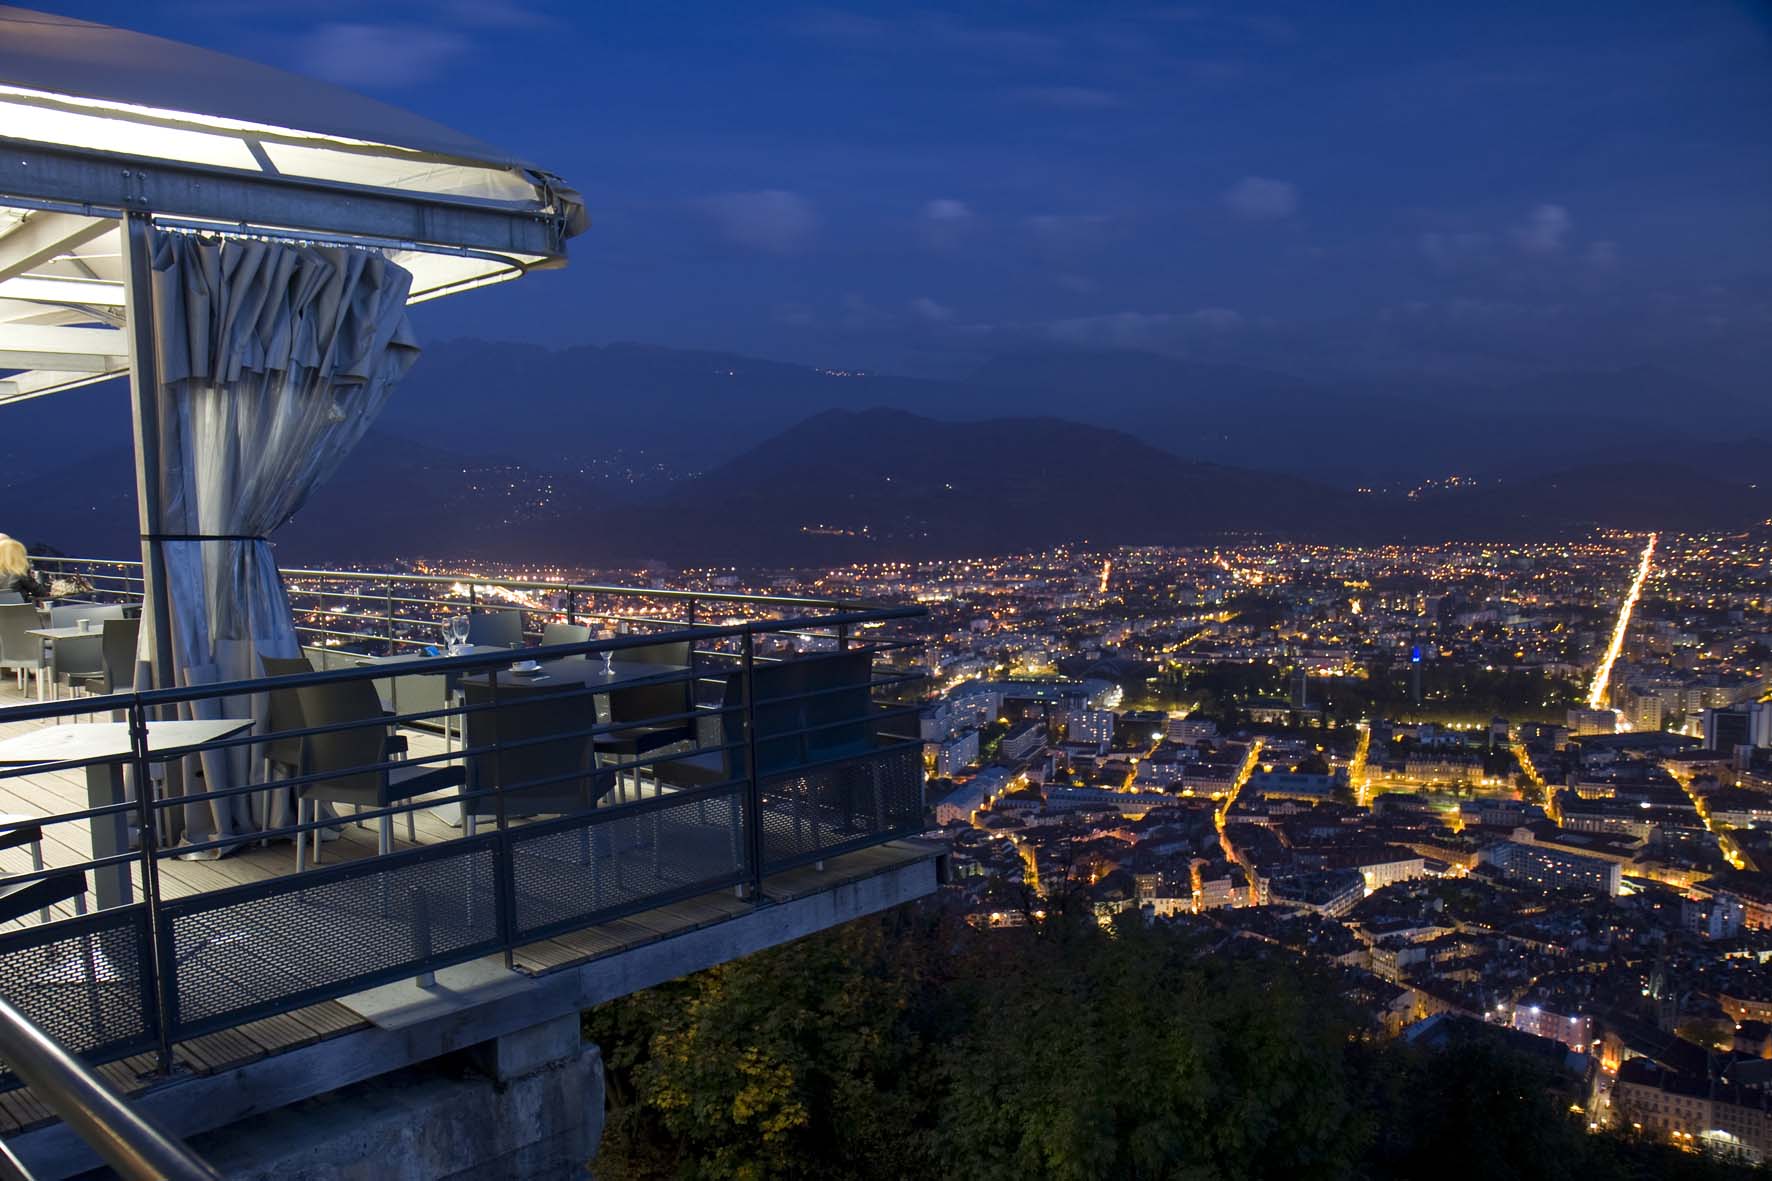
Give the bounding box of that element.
[0,679,939,1138]
[0,836,938,1137]
[0,679,476,926]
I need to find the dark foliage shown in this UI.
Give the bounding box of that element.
[586,905,1765,1180]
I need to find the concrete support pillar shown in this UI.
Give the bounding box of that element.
[188,1020,606,1181]
[468,1012,584,1084]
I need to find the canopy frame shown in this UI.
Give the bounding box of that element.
[0,140,573,262]
[0,5,584,694]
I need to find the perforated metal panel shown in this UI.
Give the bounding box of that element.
[760,743,924,873]
[163,839,501,1036]
[509,788,747,940]
[0,906,155,1081]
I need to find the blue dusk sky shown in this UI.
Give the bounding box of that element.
[25,0,1772,386]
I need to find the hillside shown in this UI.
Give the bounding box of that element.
[9,408,1768,567]
[601,408,1368,564]
[5,339,1761,495]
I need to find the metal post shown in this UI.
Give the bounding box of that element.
[565,589,576,627]
[126,699,177,1078]
[384,585,395,654]
[487,668,515,968]
[120,212,175,695]
[740,628,764,901]
[686,597,696,629]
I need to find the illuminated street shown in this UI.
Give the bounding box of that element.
[1587,534,1658,711]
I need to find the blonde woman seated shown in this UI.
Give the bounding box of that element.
[0,538,48,603]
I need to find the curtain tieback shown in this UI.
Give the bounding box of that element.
[140,533,270,543]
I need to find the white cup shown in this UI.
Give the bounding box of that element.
[78,618,93,633]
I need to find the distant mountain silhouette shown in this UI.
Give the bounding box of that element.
[372,339,959,471]
[591,408,1368,564]
[9,409,1767,566]
[6,340,1766,566]
[967,349,1758,484]
[597,411,1770,562]
[366,340,1754,487]
[6,339,1756,489]
[1393,462,1771,539]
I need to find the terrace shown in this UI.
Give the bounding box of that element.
[0,12,938,1174]
[0,556,934,1176]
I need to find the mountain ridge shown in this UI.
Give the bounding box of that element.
[8,407,1767,567]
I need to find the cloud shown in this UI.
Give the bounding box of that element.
[1024,213,1114,244]
[1420,209,1613,279]
[696,190,819,254]
[918,199,975,248]
[911,297,955,323]
[841,292,880,330]
[1222,176,1298,221]
[798,10,1059,61]
[1046,307,1244,350]
[794,8,889,44]
[1512,203,1571,255]
[439,0,551,29]
[916,13,1061,60]
[295,23,469,87]
[1022,213,1116,262]
[1008,86,1123,110]
[1242,14,1298,42]
[1053,273,1099,295]
[1418,230,1491,272]
[1187,307,1245,332]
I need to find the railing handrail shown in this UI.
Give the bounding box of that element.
[125,610,924,710]
[30,554,872,612]
[0,560,930,1114]
[0,996,218,1181]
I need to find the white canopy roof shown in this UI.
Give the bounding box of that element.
[0,6,527,169]
[0,4,585,406]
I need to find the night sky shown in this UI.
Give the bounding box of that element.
[27,1,1772,387]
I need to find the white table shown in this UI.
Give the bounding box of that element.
[25,626,104,703]
[0,719,252,909]
[27,625,107,642]
[333,645,506,745]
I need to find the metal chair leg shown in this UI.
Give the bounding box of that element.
[296,798,308,872]
[31,838,47,924]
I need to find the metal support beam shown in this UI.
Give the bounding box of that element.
[120,213,175,694]
[0,210,112,282]
[0,323,130,371]
[0,274,128,306]
[0,367,120,408]
[0,140,568,262]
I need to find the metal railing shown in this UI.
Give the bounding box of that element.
[27,555,872,658]
[0,567,929,1114]
[0,997,216,1180]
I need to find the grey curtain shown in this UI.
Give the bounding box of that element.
[147,232,420,853]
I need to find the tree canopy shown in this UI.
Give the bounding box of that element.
[587,904,1765,1180]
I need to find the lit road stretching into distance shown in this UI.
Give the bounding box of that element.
[1586,534,1657,710]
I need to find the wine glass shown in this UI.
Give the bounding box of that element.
[450,616,470,651]
[437,620,454,655]
[602,648,615,677]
